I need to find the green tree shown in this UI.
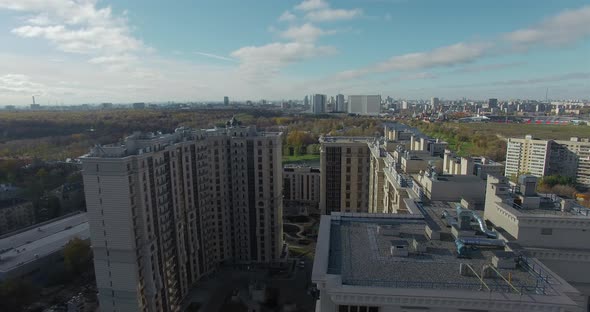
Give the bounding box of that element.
[0,278,39,311]
[63,237,92,274]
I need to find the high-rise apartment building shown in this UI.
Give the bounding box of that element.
[336,94,345,112]
[505,135,590,186]
[311,94,327,114]
[488,98,498,108]
[223,96,229,105]
[319,137,372,215]
[347,95,381,116]
[81,118,284,312]
[430,97,439,108]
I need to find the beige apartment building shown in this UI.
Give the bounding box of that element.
[319,137,372,215]
[505,135,590,186]
[443,149,504,179]
[283,165,320,210]
[81,119,284,312]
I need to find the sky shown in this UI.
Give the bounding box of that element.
[0,0,589,105]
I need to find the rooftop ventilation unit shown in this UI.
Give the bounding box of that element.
[390,240,409,257]
[492,251,517,269]
[412,238,427,253]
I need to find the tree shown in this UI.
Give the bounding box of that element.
[0,278,39,311]
[63,237,92,274]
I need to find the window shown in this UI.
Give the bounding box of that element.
[541,228,553,235]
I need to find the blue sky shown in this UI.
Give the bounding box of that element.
[0,0,588,105]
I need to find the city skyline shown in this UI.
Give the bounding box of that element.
[0,0,589,105]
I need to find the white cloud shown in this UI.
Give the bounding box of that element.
[446,72,590,89]
[278,10,296,22]
[451,62,524,74]
[279,23,335,42]
[375,42,490,72]
[504,5,590,47]
[295,0,328,11]
[231,42,336,81]
[336,42,490,80]
[1,0,145,66]
[491,72,590,86]
[391,72,438,82]
[305,8,363,22]
[194,51,236,62]
[27,13,53,26]
[0,74,46,94]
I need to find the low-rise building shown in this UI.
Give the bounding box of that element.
[312,209,585,312]
[443,149,505,179]
[413,172,486,203]
[283,165,321,210]
[484,175,590,307]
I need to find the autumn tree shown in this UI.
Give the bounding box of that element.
[64,237,93,274]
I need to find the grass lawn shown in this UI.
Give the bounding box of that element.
[282,154,320,164]
[289,245,315,260]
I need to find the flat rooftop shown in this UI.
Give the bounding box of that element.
[319,136,373,144]
[497,196,590,217]
[324,202,556,295]
[430,174,483,183]
[0,213,89,274]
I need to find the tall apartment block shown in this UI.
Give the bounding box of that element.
[505,135,590,186]
[311,94,327,114]
[319,137,372,215]
[335,94,345,112]
[81,118,284,312]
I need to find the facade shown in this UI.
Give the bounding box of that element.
[488,98,498,108]
[505,135,553,178]
[319,137,372,215]
[413,172,486,202]
[313,211,585,312]
[336,94,345,112]
[430,97,439,108]
[484,175,590,307]
[0,213,90,281]
[80,119,284,312]
[283,165,321,209]
[347,95,381,116]
[443,149,505,179]
[311,94,327,114]
[0,199,34,235]
[505,135,590,186]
